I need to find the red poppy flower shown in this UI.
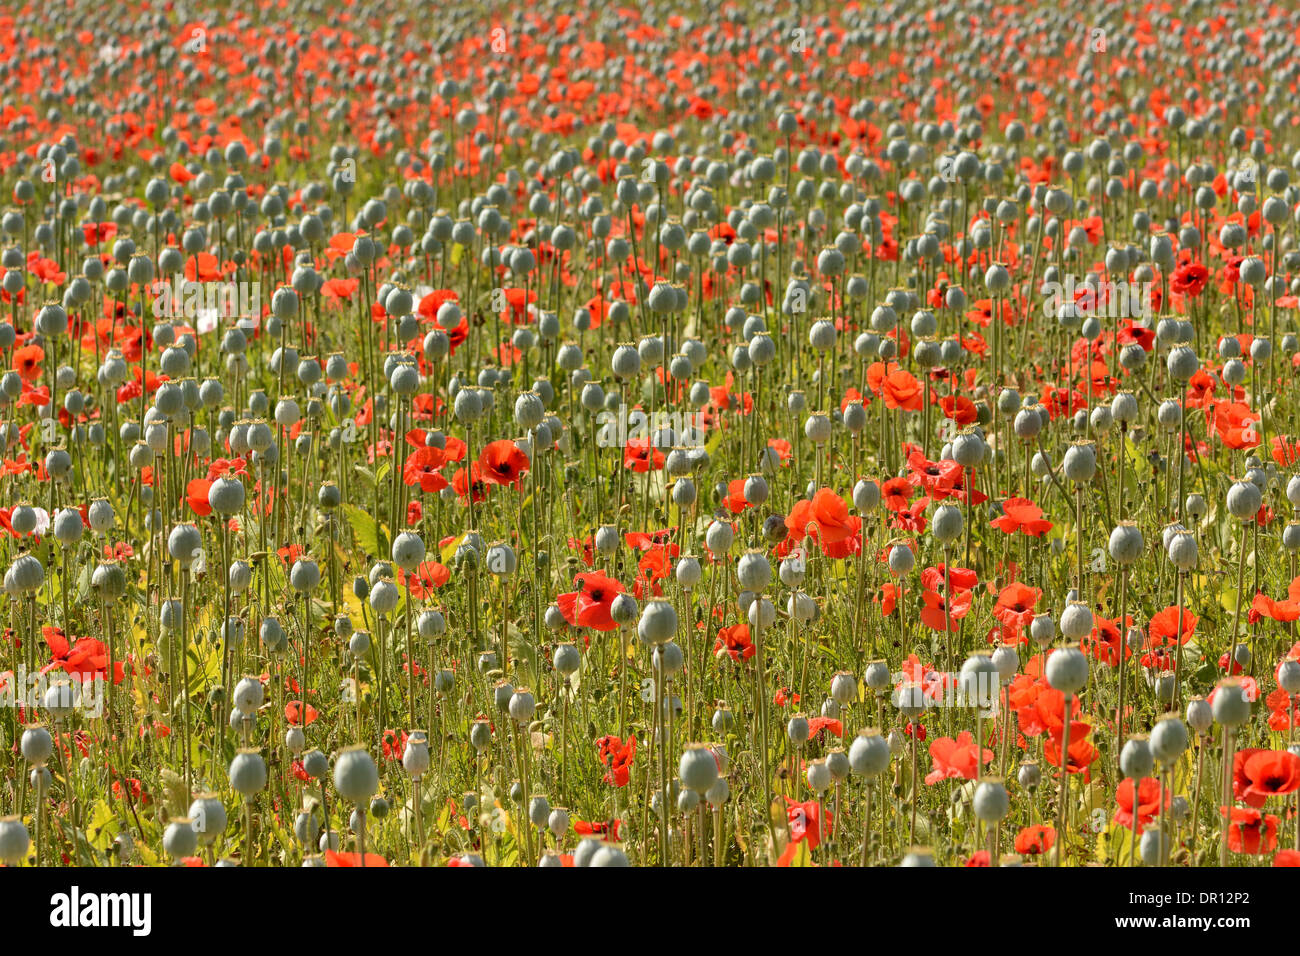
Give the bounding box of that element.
[325,850,389,867]
[1112,776,1170,827]
[1233,749,1300,808]
[479,439,530,489]
[556,572,625,632]
[994,582,1040,629]
[596,734,636,787]
[924,731,992,784]
[1147,606,1196,648]
[284,701,319,726]
[403,445,449,493]
[1221,807,1279,855]
[714,623,754,662]
[785,488,862,558]
[990,497,1053,537]
[1014,824,1056,855]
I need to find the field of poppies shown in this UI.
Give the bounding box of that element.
[3,0,1300,870]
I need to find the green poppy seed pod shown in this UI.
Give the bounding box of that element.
[807,758,832,794]
[1150,716,1189,764]
[1186,696,1213,734]
[509,687,536,723]
[347,630,370,658]
[369,579,399,615]
[1166,345,1199,382]
[1059,601,1093,641]
[402,730,431,777]
[289,558,321,594]
[573,836,603,867]
[853,479,880,512]
[1018,760,1041,790]
[543,807,569,842]
[894,681,927,718]
[167,523,202,568]
[590,843,630,867]
[675,555,702,588]
[1139,826,1170,866]
[849,727,891,777]
[1278,659,1300,695]
[959,652,998,709]
[712,705,734,734]
[830,671,857,704]
[295,749,325,780]
[188,794,227,846]
[931,503,964,544]
[787,714,810,746]
[163,819,198,860]
[285,725,305,755]
[900,848,937,867]
[637,600,678,646]
[228,560,252,593]
[705,776,730,807]
[390,531,426,572]
[20,725,53,765]
[826,748,850,783]
[228,749,267,797]
[1212,679,1252,728]
[865,660,892,691]
[1046,644,1089,693]
[91,561,127,599]
[1108,521,1144,565]
[747,596,776,630]
[51,508,82,546]
[1226,479,1262,521]
[1062,439,1096,483]
[803,412,832,443]
[679,743,720,793]
[334,746,379,804]
[973,778,1009,822]
[417,609,445,640]
[1120,735,1154,779]
[228,676,268,722]
[736,549,771,591]
[207,476,245,514]
[554,642,581,676]
[607,593,637,628]
[1014,404,1043,439]
[951,432,984,469]
[1166,530,1198,571]
[1186,493,1207,521]
[1286,524,1300,555]
[888,543,914,576]
[5,553,45,594]
[469,719,492,752]
[527,795,551,829]
[706,519,735,554]
[1110,390,1138,425]
[0,816,30,864]
[992,644,1020,682]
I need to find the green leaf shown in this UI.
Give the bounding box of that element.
[343,504,384,558]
